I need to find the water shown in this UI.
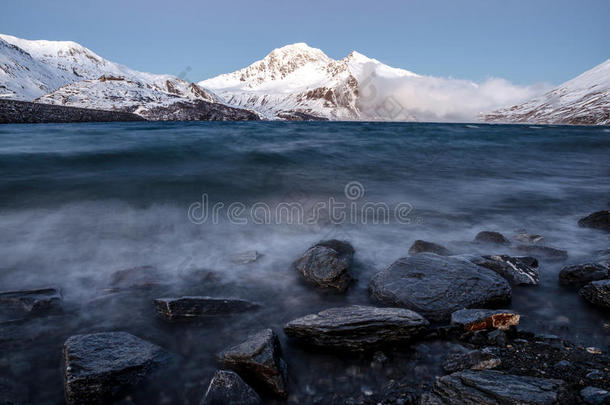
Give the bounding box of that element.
[0,121,609,404]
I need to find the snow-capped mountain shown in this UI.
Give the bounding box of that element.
[484,59,610,125]
[199,43,419,120]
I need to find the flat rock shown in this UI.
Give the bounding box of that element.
[293,240,354,292]
[451,308,520,331]
[201,370,261,405]
[369,253,511,321]
[230,251,261,265]
[470,255,540,285]
[0,288,62,317]
[474,231,510,245]
[284,305,429,351]
[154,296,258,321]
[422,370,569,404]
[559,263,610,287]
[578,210,610,233]
[516,245,568,261]
[443,350,501,373]
[408,240,452,256]
[580,386,610,405]
[63,332,168,405]
[219,329,288,397]
[580,280,610,309]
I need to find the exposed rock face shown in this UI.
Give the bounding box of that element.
[139,100,260,121]
[219,329,288,397]
[284,305,429,351]
[515,245,568,261]
[578,211,610,233]
[442,350,501,373]
[451,309,520,331]
[201,370,261,405]
[559,263,610,287]
[580,280,610,309]
[474,231,510,245]
[369,253,511,321]
[63,332,168,405]
[470,255,540,286]
[293,240,354,292]
[408,240,452,256]
[0,99,144,124]
[154,297,258,321]
[422,370,569,404]
[0,288,62,316]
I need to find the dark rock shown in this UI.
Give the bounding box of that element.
[487,329,507,346]
[141,99,260,121]
[578,211,610,233]
[0,377,28,404]
[423,370,569,404]
[0,288,62,317]
[443,350,501,373]
[109,265,166,290]
[63,332,168,405]
[154,296,258,321]
[471,255,540,285]
[515,245,568,261]
[451,309,520,331]
[559,263,610,287]
[276,111,329,121]
[293,240,354,292]
[580,280,610,309]
[408,240,452,256]
[283,305,429,351]
[369,253,511,321]
[219,329,288,397]
[230,251,261,264]
[201,370,261,405]
[474,231,510,245]
[580,386,610,405]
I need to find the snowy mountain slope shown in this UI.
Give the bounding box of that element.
[484,59,610,125]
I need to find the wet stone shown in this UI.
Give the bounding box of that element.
[293,240,354,292]
[201,370,261,405]
[580,386,610,405]
[451,308,520,331]
[474,231,510,245]
[0,288,62,318]
[154,296,258,321]
[443,349,501,373]
[471,255,540,286]
[580,280,610,309]
[559,263,610,288]
[408,240,452,256]
[578,210,610,233]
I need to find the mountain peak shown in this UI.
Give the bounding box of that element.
[265,42,329,64]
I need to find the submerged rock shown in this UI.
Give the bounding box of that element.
[63,332,168,405]
[422,370,569,404]
[578,210,610,233]
[559,263,610,287]
[451,309,520,331]
[474,231,510,245]
[516,245,568,261]
[284,305,429,351]
[0,288,62,316]
[369,253,511,321]
[442,350,501,373]
[201,370,261,405]
[293,240,354,292]
[230,251,261,265]
[408,240,452,256]
[154,296,258,321]
[219,329,288,397]
[470,255,540,285]
[580,280,610,309]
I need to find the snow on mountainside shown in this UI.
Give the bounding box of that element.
[199,43,419,120]
[484,59,610,125]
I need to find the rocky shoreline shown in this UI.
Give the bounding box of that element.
[1,210,609,404]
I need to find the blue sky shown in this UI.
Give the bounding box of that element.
[1,0,608,85]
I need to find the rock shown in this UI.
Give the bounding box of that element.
[474,231,510,245]
[293,240,354,292]
[408,240,452,256]
[201,370,261,405]
[580,386,610,405]
[470,255,539,285]
[0,288,62,317]
[230,251,261,264]
[515,245,568,261]
[451,309,520,331]
[423,370,569,404]
[369,253,511,321]
[219,329,288,397]
[514,232,544,244]
[154,296,258,321]
[578,210,610,233]
[443,350,501,373]
[63,332,168,405]
[580,280,610,309]
[109,265,166,290]
[559,263,610,287]
[283,305,429,351]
